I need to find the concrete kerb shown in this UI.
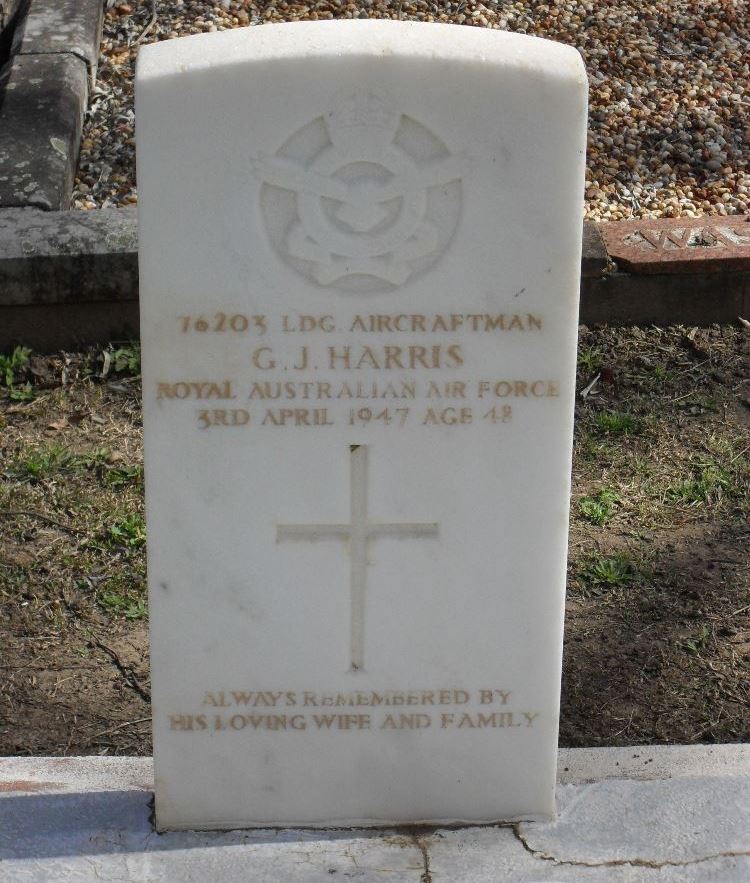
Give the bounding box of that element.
[0,0,103,211]
[0,745,748,882]
[0,54,88,212]
[1,209,750,350]
[11,0,104,84]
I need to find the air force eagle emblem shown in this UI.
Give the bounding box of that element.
[254,93,467,292]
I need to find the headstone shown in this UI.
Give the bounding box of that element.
[136,20,587,830]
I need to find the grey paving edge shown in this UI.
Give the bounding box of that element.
[11,0,104,83]
[0,53,87,211]
[0,746,748,882]
[0,206,137,305]
[1,209,749,351]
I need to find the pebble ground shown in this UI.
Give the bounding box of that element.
[75,0,749,220]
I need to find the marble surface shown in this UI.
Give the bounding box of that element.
[135,20,588,829]
[2,747,748,882]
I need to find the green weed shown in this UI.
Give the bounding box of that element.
[593,411,642,436]
[652,364,672,383]
[578,488,620,526]
[75,447,113,471]
[577,346,603,374]
[666,461,733,506]
[71,448,143,488]
[98,591,147,620]
[105,464,144,488]
[8,445,71,482]
[683,625,712,654]
[106,343,141,376]
[0,346,34,401]
[107,513,146,549]
[578,552,639,590]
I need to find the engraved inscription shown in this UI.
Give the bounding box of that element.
[167,686,541,735]
[157,308,559,432]
[255,93,467,291]
[277,444,438,672]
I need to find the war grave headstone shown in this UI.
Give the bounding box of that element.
[136,20,587,830]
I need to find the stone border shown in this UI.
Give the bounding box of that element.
[0,0,103,211]
[10,0,104,84]
[0,208,749,350]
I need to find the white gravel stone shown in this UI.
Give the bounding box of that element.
[74,0,749,221]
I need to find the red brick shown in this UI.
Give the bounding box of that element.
[601,215,750,275]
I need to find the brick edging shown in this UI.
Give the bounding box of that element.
[601,214,750,275]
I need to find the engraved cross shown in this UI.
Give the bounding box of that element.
[277,445,439,672]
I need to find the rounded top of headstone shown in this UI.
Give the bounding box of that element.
[135,20,586,86]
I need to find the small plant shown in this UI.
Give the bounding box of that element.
[577,345,603,374]
[593,411,642,436]
[667,461,733,506]
[72,449,143,488]
[75,447,113,471]
[578,488,620,526]
[683,625,712,654]
[8,445,70,482]
[105,464,144,489]
[104,343,141,377]
[107,513,146,549]
[578,552,638,591]
[98,589,148,620]
[0,346,34,401]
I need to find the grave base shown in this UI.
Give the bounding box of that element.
[1,745,748,881]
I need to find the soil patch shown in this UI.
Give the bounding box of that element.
[1,326,748,754]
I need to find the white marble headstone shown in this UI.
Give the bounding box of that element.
[136,20,587,830]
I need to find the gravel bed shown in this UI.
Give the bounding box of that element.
[75,0,749,220]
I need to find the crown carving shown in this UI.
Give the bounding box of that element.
[329,93,397,132]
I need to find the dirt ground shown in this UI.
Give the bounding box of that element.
[1,325,749,755]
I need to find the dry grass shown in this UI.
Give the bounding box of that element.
[1,327,748,754]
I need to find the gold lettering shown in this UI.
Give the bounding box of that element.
[252,347,275,370]
[202,691,230,707]
[381,713,432,730]
[383,346,405,369]
[528,314,543,330]
[169,714,207,731]
[479,689,512,705]
[477,380,559,398]
[292,346,309,370]
[313,714,371,730]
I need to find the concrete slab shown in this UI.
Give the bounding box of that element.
[1,746,748,882]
